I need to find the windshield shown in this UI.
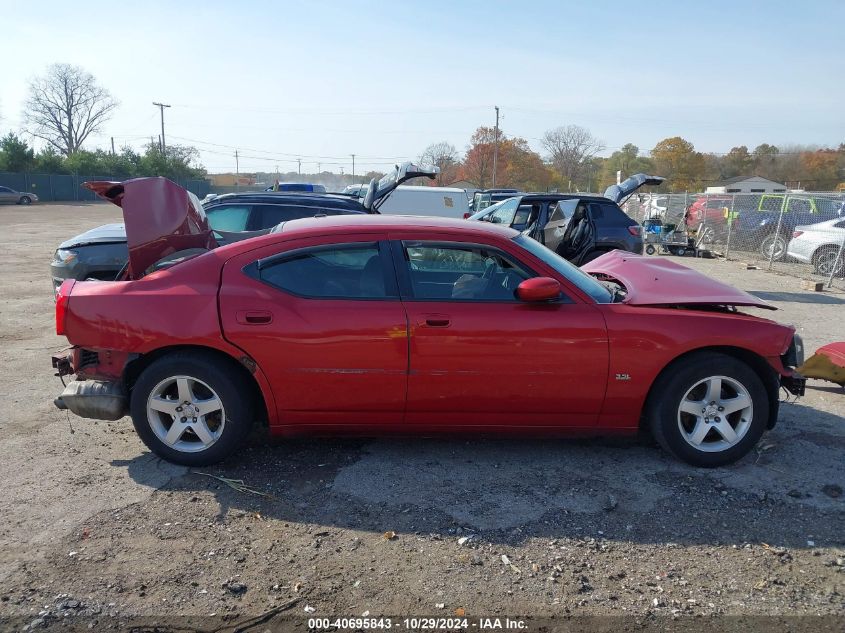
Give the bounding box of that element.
[469,197,519,222]
[514,235,611,303]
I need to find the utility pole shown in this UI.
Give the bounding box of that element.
[152,102,171,153]
[351,154,356,182]
[110,137,115,155]
[492,106,500,188]
[297,158,301,175]
[234,150,239,191]
[317,162,321,174]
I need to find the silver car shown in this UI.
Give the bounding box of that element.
[786,217,845,277]
[0,186,38,204]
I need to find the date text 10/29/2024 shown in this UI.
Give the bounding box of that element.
[308,617,528,630]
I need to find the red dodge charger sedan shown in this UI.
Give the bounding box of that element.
[53,178,805,467]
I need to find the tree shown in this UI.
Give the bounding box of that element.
[419,141,459,185]
[33,147,66,173]
[541,125,604,190]
[461,127,498,188]
[137,142,205,180]
[0,133,35,172]
[23,64,118,156]
[504,138,553,191]
[598,143,654,189]
[752,143,780,180]
[721,145,753,179]
[650,136,705,191]
[800,149,840,190]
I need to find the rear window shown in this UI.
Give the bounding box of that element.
[588,201,635,227]
[257,205,356,229]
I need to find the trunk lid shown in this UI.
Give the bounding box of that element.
[84,177,216,279]
[603,173,665,205]
[582,250,776,310]
[361,162,439,211]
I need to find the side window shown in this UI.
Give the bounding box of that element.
[259,243,394,299]
[401,242,533,302]
[488,198,519,225]
[760,196,782,212]
[510,205,533,230]
[0,187,10,193]
[549,200,579,223]
[787,198,811,213]
[256,204,325,228]
[206,205,251,232]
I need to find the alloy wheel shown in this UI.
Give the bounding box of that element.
[146,375,226,453]
[677,375,753,453]
[815,249,845,277]
[760,235,786,260]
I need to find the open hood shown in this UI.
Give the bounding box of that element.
[84,177,216,279]
[603,173,665,204]
[582,251,776,310]
[362,162,439,211]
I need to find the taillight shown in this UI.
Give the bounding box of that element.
[792,230,803,238]
[627,225,642,237]
[463,212,471,219]
[55,279,75,336]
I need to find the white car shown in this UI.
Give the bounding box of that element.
[786,217,845,277]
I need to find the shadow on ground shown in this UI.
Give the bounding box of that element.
[749,290,845,305]
[115,402,844,549]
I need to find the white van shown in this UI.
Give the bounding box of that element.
[374,185,470,218]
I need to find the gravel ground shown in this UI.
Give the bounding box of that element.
[0,204,842,631]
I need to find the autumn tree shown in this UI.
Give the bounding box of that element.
[418,141,459,185]
[541,125,604,190]
[461,126,499,188]
[799,149,841,190]
[650,137,705,191]
[24,64,118,156]
[505,138,553,191]
[721,145,753,179]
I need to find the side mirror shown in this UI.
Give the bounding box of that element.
[516,277,561,302]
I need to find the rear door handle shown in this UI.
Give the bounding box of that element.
[421,314,451,328]
[236,310,273,325]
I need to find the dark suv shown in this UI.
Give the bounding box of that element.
[50,163,437,290]
[468,174,663,265]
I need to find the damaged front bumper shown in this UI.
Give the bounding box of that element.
[780,371,806,397]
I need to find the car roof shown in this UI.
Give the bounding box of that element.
[511,193,612,204]
[207,191,363,208]
[281,213,519,238]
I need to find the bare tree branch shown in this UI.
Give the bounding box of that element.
[23,64,118,155]
[541,125,604,188]
[419,141,459,185]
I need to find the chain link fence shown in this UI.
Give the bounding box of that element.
[621,191,845,290]
[0,172,210,202]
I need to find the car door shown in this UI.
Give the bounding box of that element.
[219,234,409,428]
[541,199,579,252]
[390,235,609,429]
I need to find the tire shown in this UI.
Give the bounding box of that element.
[129,351,254,466]
[812,246,845,278]
[760,234,787,261]
[646,352,769,467]
[645,244,656,255]
[19,196,31,205]
[676,247,687,256]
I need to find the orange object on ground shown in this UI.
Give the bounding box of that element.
[798,343,845,386]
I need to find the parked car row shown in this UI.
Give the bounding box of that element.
[51,175,806,470]
[681,193,845,276]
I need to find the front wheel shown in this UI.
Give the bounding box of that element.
[129,351,254,466]
[646,352,769,467]
[645,244,656,255]
[813,246,845,278]
[760,234,787,261]
[19,196,31,205]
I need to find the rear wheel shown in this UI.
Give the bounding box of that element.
[646,352,769,467]
[129,351,254,466]
[813,246,845,277]
[645,244,656,255]
[19,196,31,205]
[760,234,787,261]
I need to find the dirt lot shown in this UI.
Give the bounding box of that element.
[0,203,843,630]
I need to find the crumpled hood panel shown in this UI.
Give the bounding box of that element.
[84,177,215,278]
[582,250,776,310]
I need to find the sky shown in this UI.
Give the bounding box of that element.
[1,0,843,175]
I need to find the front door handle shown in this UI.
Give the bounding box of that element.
[421,314,451,328]
[236,310,273,325]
